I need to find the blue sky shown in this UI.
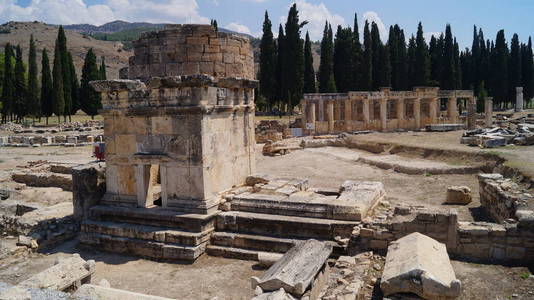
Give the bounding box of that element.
[2,0,534,47]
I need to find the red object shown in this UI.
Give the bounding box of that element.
[93,143,105,161]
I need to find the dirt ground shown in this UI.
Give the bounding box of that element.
[1,130,534,299]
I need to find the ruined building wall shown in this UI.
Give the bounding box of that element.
[124,24,254,81]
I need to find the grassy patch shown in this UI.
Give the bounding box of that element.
[520,272,531,279]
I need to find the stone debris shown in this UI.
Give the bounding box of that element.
[251,288,296,300]
[319,252,374,299]
[461,125,534,147]
[262,140,301,156]
[74,284,174,300]
[425,124,465,132]
[18,253,95,292]
[380,232,461,299]
[252,239,332,296]
[445,186,472,205]
[256,120,290,143]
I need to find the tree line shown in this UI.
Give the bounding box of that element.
[259,4,534,112]
[0,26,107,124]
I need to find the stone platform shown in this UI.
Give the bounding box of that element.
[207,176,385,260]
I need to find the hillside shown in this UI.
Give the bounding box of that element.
[0,21,131,79]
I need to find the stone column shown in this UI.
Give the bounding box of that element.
[345,99,352,131]
[396,98,405,129]
[363,99,370,129]
[301,102,307,129]
[448,97,458,123]
[467,97,477,129]
[516,87,524,112]
[135,164,159,207]
[485,97,493,127]
[429,98,438,124]
[318,99,325,121]
[327,101,335,133]
[309,102,316,134]
[380,98,387,131]
[414,98,421,129]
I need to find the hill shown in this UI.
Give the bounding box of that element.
[0,21,131,79]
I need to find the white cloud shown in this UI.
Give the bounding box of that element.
[0,0,209,25]
[226,22,252,35]
[362,11,387,42]
[279,0,345,41]
[424,31,442,42]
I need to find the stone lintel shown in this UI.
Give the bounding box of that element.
[90,79,146,93]
[99,104,254,117]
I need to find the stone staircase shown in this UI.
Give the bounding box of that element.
[79,205,217,261]
[206,179,384,260]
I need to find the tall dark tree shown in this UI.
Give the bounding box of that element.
[380,44,391,87]
[522,37,534,105]
[27,35,39,120]
[441,24,456,89]
[397,29,408,90]
[80,49,101,119]
[68,53,79,114]
[1,44,14,123]
[414,22,430,86]
[52,40,64,122]
[13,45,27,122]
[276,24,286,104]
[99,57,107,80]
[492,30,509,107]
[283,3,305,110]
[333,26,353,92]
[57,26,72,121]
[454,38,462,89]
[388,26,400,89]
[40,49,53,125]
[429,35,442,86]
[259,11,278,107]
[406,35,417,88]
[318,22,335,92]
[351,13,363,90]
[361,20,373,91]
[509,33,522,103]
[303,32,316,93]
[370,22,382,89]
[210,19,218,30]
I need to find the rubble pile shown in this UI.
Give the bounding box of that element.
[461,124,534,148]
[58,120,104,131]
[256,120,290,143]
[0,122,23,132]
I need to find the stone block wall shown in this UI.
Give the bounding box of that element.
[126,24,254,81]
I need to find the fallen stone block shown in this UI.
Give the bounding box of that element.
[460,136,479,146]
[251,239,332,296]
[426,124,465,132]
[252,288,297,300]
[12,172,72,191]
[445,186,472,205]
[380,232,461,299]
[74,284,174,300]
[18,253,95,291]
[480,136,506,148]
[246,174,272,186]
[258,252,283,268]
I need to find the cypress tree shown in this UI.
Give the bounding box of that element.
[361,20,372,91]
[388,26,399,90]
[407,35,417,89]
[57,26,71,121]
[210,19,218,31]
[454,38,462,89]
[40,49,53,125]
[442,24,456,89]
[429,35,442,86]
[414,22,430,86]
[370,22,382,89]
[259,11,278,108]
[522,37,534,105]
[333,26,353,92]
[303,32,316,93]
[52,40,64,122]
[68,53,80,114]
[493,30,508,108]
[397,29,408,90]
[471,26,480,91]
[276,24,286,105]
[99,57,107,80]
[283,3,305,110]
[318,22,335,93]
[80,49,101,119]
[351,13,362,90]
[509,33,522,102]
[380,44,391,87]
[478,29,489,93]
[27,34,39,120]
[1,44,14,123]
[13,45,27,122]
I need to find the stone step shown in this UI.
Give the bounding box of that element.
[89,205,217,232]
[81,220,212,246]
[210,232,344,255]
[79,232,206,261]
[206,245,270,261]
[216,211,358,240]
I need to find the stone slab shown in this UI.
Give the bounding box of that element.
[74,284,174,300]
[380,232,461,299]
[252,239,332,296]
[425,124,465,132]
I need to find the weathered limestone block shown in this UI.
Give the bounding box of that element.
[380,233,461,299]
[252,288,297,300]
[425,124,465,132]
[445,186,472,205]
[11,172,72,191]
[336,181,385,220]
[72,162,106,221]
[251,239,332,296]
[74,284,174,300]
[18,253,96,291]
